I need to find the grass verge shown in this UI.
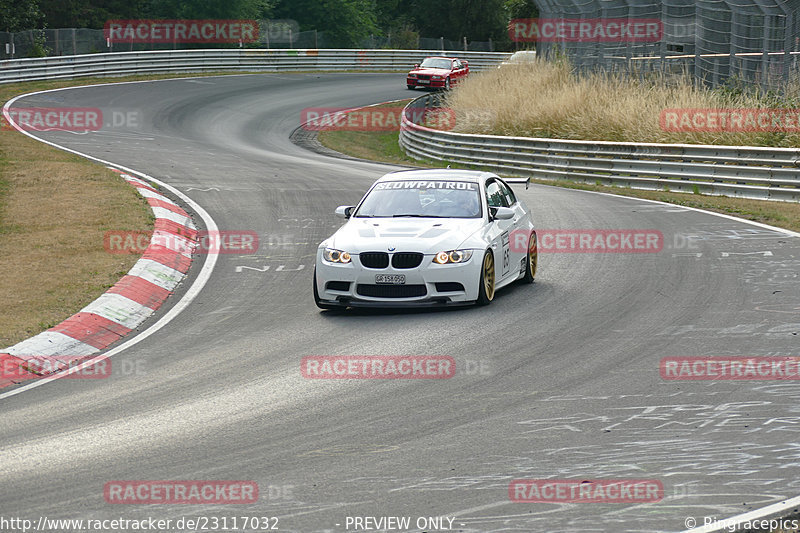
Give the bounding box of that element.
[0,73,242,347]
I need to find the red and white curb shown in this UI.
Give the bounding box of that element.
[0,169,197,388]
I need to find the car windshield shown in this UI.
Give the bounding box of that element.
[354,180,482,219]
[419,58,452,70]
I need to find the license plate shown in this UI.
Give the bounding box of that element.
[418,79,430,84]
[375,274,406,284]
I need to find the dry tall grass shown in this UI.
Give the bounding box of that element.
[444,59,800,147]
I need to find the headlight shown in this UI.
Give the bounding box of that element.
[408,73,417,78]
[431,75,443,80]
[433,249,473,264]
[323,248,351,263]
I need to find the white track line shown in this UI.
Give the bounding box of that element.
[543,185,800,238]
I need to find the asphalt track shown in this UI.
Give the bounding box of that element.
[2,73,800,533]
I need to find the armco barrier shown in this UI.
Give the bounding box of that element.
[0,49,511,84]
[399,94,800,203]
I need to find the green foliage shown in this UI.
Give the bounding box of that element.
[504,0,538,20]
[37,0,273,29]
[39,0,147,28]
[274,0,378,47]
[146,0,274,19]
[409,0,507,41]
[0,0,43,32]
[387,25,419,50]
[30,0,516,49]
[28,30,51,56]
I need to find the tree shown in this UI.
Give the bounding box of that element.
[505,0,538,20]
[39,0,152,28]
[0,0,43,32]
[146,0,274,19]
[503,0,538,49]
[36,0,273,29]
[273,0,378,47]
[389,0,508,42]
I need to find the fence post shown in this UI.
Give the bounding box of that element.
[761,15,771,90]
[729,10,737,85]
[783,13,793,87]
[489,37,493,52]
[314,29,317,48]
[463,36,467,51]
[55,28,60,55]
[72,28,77,55]
[289,29,293,48]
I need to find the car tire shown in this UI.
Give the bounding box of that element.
[476,250,495,306]
[407,85,415,90]
[313,268,342,310]
[521,231,537,283]
[444,77,451,90]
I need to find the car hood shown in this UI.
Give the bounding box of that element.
[409,67,451,76]
[328,217,484,254]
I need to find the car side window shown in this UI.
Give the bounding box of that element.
[454,59,461,69]
[499,181,516,205]
[486,180,508,208]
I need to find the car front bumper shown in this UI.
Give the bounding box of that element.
[315,250,482,308]
[407,77,446,88]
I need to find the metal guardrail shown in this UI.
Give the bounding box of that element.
[399,94,800,203]
[0,49,511,84]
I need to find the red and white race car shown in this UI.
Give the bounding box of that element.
[406,56,469,90]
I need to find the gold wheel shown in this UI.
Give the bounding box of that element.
[528,233,537,279]
[522,231,537,284]
[483,252,495,301]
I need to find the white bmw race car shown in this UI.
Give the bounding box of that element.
[314,169,537,309]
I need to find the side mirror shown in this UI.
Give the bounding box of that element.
[490,206,515,220]
[335,205,354,218]
[414,63,419,69]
